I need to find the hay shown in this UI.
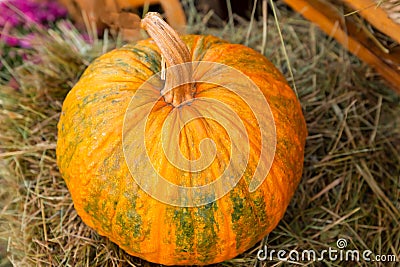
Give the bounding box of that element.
[1,1,399,266]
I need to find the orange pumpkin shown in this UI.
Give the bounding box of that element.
[56,12,307,265]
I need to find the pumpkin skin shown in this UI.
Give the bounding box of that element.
[56,34,307,265]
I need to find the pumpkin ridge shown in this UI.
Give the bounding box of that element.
[80,183,115,235]
[111,185,142,252]
[152,203,167,263]
[188,35,204,62]
[158,106,229,262]
[228,183,258,250]
[216,195,233,259]
[110,178,125,244]
[188,35,227,62]
[183,105,225,173]
[118,44,162,75]
[237,176,264,238]
[196,203,221,263]
[192,93,263,160]
[83,48,159,85]
[188,204,199,261]
[57,132,82,173]
[85,128,122,168]
[191,82,221,96]
[182,103,264,257]
[179,110,195,186]
[114,57,158,82]
[189,105,231,181]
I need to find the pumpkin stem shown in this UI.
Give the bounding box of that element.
[141,12,194,107]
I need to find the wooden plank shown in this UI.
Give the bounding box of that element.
[340,0,400,44]
[282,0,400,94]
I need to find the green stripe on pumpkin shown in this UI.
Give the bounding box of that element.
[123,45,161,74]
[194,202,219,263]
[229,182,262,250]
[168,201,220,263]
[170,207,194,260]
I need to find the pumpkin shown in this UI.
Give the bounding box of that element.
[56,12,307,265]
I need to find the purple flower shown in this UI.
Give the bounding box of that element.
[0,33,34,48]
[0,0,67,47]
[0,0,67,28]
[4,35,19,46]
[18,33,35,48]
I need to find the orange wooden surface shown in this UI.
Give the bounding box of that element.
[283,0,400,94]
[340,0,400,44]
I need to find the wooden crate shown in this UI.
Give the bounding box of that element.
[282,0,400,93]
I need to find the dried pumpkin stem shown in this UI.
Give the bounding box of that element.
[141,12,194,107]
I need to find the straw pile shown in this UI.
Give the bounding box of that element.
[0,0,399,266]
